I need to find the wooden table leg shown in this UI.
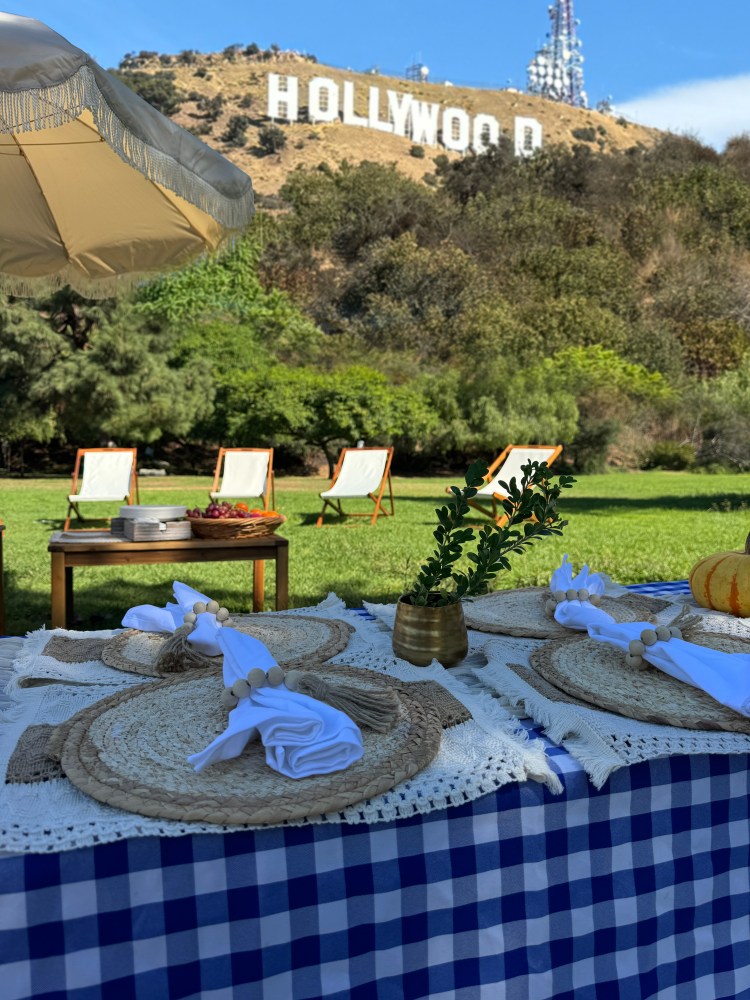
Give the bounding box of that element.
[65,567,74,628]
[253,559,265,613]
[276,546,288,611]
[51,552,67,629]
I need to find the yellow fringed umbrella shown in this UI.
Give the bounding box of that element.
[0,12,254,296]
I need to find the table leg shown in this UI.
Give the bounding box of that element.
[65,567,74,628]
[51,553,67,629]
[253,560,265,613]
[276,546,288,611]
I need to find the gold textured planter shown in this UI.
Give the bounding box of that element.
[392,596,469,668]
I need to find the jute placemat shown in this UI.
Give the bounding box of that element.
[6,724,64,784]
[43,635,109,663]
[100,615,353,677]
[464,587,670,639]
[52,663,444,825]
[504,662,592,709]
[531,635,750,733]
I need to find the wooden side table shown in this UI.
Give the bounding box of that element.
[48,532,289,629]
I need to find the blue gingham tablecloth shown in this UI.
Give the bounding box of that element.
[2,581,750,1000]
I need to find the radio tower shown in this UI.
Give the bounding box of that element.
[527,1,587,108]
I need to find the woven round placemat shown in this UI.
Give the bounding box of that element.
[505,661,592,709]
[100,615,353,677]
[54,663,443,825]
[531,635,750,733]
[464,587,670,639]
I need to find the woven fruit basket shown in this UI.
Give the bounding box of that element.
[188,514,286,539]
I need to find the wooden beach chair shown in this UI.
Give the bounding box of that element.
[316,447,394,527]
[64,448,139,531]
[466,444,563,526]
[209,448,275,511]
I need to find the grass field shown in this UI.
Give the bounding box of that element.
[1,471,749,635]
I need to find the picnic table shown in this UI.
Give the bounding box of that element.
[1,582,749,999]
[47,530,289,627]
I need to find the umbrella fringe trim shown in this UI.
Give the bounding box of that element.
[0,236,237,299]
[0,65,253,231]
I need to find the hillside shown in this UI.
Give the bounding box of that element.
[122,50,663,197]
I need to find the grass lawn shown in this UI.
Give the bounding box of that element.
[1,470,748,635]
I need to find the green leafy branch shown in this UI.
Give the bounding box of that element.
[405,459,575,607]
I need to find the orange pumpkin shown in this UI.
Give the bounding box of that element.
[689,534,750,617]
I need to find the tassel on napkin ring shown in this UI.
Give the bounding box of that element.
[220,666,401,733]
[625,625,683,670]
[155,601,234,673]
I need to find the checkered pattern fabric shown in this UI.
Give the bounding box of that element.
[626,580,693,598]
[2,750,749,1000]
[3,581,749,999]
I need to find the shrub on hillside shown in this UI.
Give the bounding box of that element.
[572,127,597,143]
[223,115,251,147]
[259,125,287,154]
[642,442,697,470]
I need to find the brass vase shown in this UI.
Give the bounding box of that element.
[392,596,469,667]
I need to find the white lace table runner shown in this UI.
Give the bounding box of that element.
[0,595,559,854]
[366,597,750,789]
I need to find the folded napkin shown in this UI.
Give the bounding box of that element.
[550,554,607,599]
[549,555,611,630]
[122,581,222,655]
[187,628,363,779]
[588,620,750,718]
[555,599,613,631]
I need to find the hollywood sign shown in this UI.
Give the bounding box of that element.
[267,74,543,157]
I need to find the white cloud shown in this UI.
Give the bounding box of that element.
[618,75,750,150]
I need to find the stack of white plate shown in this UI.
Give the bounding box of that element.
[118,505,186,521]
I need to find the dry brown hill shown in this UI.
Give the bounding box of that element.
[127,50,663,197]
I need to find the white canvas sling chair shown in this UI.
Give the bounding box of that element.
[210,448,275,511]
[316,447,394,527]
[462,444,563,526]
[64,448,139,531]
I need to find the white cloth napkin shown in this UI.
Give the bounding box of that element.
[588,620,750,718]
[121,581,222,655]
[187,628,363,779]
[550,554,606,598]
[550,555,610,630]
[554,600,613,631]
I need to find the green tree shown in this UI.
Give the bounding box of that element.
[110,71,182,116]
[219,365,433,475]
[137,233,323,365]
[59,304,214,445]
[0,300,66,451]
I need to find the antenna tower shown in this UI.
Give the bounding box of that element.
[527,1,587,108]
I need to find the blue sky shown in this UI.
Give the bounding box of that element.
[6,1,750,147]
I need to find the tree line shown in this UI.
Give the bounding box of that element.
[4,131,750,474]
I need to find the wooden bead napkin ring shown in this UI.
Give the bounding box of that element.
[221,666,401,733]
[625,625,683,671]
[545,588,602,619]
